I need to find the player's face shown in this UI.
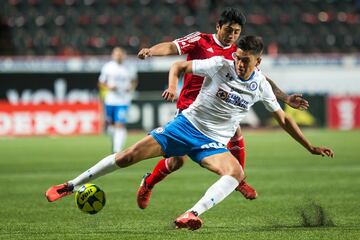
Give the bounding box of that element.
[112,48,126,64]
[216,23,241,46]
[233,49,261,79]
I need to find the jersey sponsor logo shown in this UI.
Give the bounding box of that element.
[248,81,258,91]
[216,88,249,109]
[216,88,228,100]
[207,47,214,53]
[201,142,225,149]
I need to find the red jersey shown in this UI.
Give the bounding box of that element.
[173,32,237,110]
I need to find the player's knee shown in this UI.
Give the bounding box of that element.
[168,156,185,171]
[228,164,244,183]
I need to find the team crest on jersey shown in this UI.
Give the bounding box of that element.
[155,127,164,133]
[248,81,258,91]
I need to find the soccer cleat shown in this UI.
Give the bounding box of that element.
[45,183,74,202]
[174,211,203,231]
[136,173,153,209]
[236,180,257,200]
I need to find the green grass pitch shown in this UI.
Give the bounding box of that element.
[0,129,359,239]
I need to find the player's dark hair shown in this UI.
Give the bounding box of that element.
[237,35,264,55]
[218,8,246,27]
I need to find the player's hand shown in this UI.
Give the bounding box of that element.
[162,88,177,102]
[137,48,152,59]
[286,94,309,110]
[309,146,334,158]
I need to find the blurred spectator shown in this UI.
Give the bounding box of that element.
[58,45,80,56]
[0,0,359,55]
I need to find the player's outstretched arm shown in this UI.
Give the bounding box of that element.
[137,42,178,59]
[266,76,309,110]
[272,109,334,157]
[162,61,192,102]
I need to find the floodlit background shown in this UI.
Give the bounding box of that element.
[0,1,359,240]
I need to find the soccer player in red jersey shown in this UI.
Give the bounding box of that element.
[136,8,309,209]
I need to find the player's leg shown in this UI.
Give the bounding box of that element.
[228,126,257,200]
[137,155,186,209]
[45,135,164,202]
[146,156,186,187]
[112,105,129,153]
[103,104,116,150]
[175,152,244,230]
[137,113,195,209]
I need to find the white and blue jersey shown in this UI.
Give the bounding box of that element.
[99,60,137,124]
[151,56,281,164]
[183,56,281,144]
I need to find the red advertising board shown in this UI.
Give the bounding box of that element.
[0,101,101,136]
[327,96,360,129]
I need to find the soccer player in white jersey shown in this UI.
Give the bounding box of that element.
[137,8,309,207]
[98,47,138,153]
[46,36,333,231]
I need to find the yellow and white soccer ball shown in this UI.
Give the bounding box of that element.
[75,184,106,214]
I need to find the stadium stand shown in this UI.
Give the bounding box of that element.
[0,0,359,55]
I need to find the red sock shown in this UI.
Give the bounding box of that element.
[145,158,172,187]
[227,136,246,170]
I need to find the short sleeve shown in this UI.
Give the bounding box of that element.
[173,32,202,55]
[261,80,282,112]
[192,56,225,78]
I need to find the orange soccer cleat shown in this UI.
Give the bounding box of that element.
[136,173,153,209]
[45,183,74,202]
[174,211,203,231]
[237,180,257,200]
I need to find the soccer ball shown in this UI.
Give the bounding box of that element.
[75,183,106,214]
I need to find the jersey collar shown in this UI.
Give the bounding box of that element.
[212,34,233,49]
[238,71,256,82]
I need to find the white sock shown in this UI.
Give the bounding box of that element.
[107,125,114,136]
[68,154,119,189]
[113,127,127,153]
[188,175,239,216]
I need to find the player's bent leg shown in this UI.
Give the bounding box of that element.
[201,152,244,182]
[137,156,186,209]
[228,127,246,168]
[174,153,242,230]
[146,156,186,187]
[229,127,258,200]
[46,135,163,203]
